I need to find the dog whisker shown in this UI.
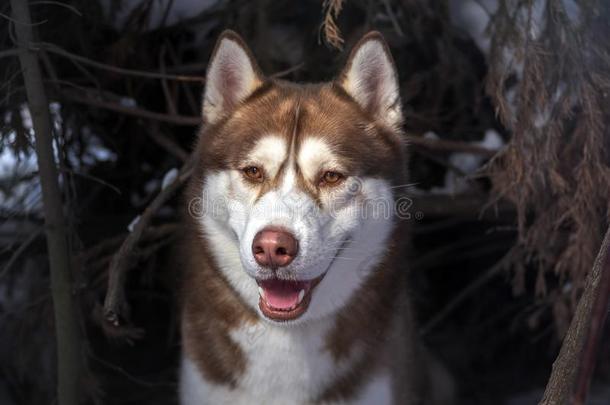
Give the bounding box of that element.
[322,247,355,251]
[331,256,359,261]
[389,182,419,189]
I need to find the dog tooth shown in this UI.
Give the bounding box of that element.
[258,287,265,298]
[297,289,305,304]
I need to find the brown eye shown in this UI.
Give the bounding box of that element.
[320,171,344,186]
[243,166,264,182]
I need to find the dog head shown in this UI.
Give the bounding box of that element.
[190,30,406,324]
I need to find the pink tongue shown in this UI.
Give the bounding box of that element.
[260,279,307,310]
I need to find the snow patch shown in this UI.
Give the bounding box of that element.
[423,131,439,140]
[119,97,137,108]
[449,0,498,54]
[431,129,503,194]
[161,168,178,190]
[128,215,141,232]
[0,104,116,213]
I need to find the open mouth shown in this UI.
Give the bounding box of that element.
[256,275,324,321]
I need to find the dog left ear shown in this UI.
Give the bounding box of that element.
[202,30,264,125]
[338,32,403,129]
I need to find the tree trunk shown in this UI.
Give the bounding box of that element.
[539,226,610,405]
[10,1,83,404]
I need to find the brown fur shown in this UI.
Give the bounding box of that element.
[197,82,402,178]
[180,81,410,398]
[316,227,410,402]
[179,217,258,386]
[178,30,448,404]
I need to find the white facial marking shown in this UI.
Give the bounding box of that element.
[198,157,395,324]
[280,165,297,195]
[297,137,343,182]
[247,135,287,179]
[306,177,395,320]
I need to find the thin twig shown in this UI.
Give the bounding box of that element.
[103,157,195,329]
[0,227,42,280]
[414,147,468,177]
[405,134,499,157]
[321,0,345,50]
[166,61,304,78]
[148,125,189,162]
[270,62,305,78]
[421,250,515,335]
[0,48,20,59]
[38,42,206,81]
[381,0,405,37]
[83,224,179,262]
[165,42,200,115]
[58,167,121,195]
[63,92,505,163]
[411,193,514,218]
[59,60,301,126]
[78,224,179,278]
[30,1,83,16]
[0,10,47,26]
[0,42,206,81]
[40,42,205,81]
[62,91,201,126]
[165,61,207,74]
[158,0,175,28]
[159,44,177,115]
[90,352,177,388]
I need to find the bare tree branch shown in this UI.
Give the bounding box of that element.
[148,125,190,163]
[0,227,43,280]
[103,156,195,330]
[421,250,516,335]
[62,91,201,126]
[405,135,498,158]
[1,42,207,81]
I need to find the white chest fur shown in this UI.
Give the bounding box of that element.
[179,318,393,405]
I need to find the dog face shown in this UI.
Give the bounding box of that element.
[192,31,406,324]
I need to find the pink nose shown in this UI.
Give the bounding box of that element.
[252,228,298,268]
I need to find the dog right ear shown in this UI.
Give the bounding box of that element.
[202,30,264,125]
[337,31,403,129]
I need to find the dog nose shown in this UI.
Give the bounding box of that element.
[252,228,298,268]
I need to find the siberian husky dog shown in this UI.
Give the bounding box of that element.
[179,30,450,405]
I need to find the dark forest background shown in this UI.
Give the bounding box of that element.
[0,0,609,404]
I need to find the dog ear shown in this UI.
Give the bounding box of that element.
[338,32,403,129]
[202,30,264,125]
